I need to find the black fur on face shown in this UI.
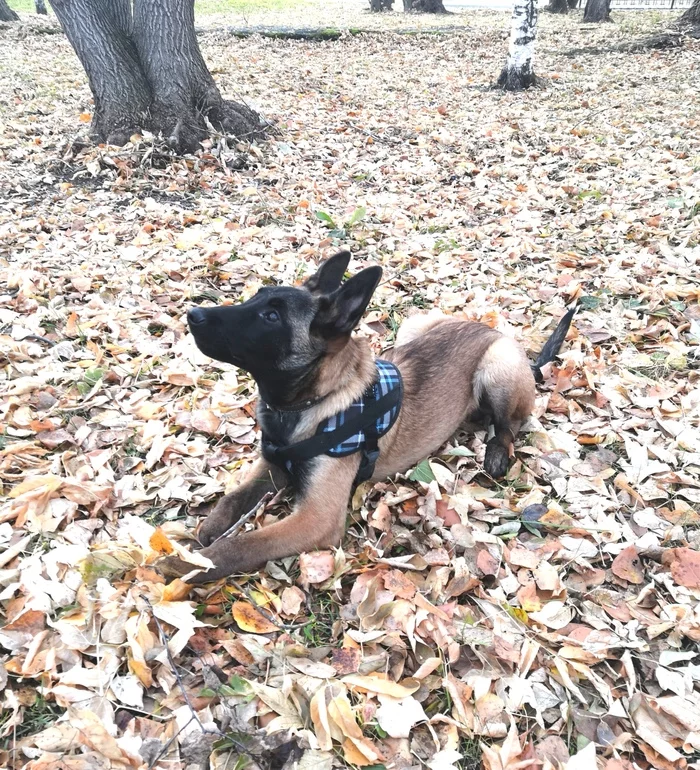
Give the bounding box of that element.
[187,252,382,406]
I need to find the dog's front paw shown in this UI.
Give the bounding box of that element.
[184,536,267,584]
[484,438,510,478]
[197,502,240,547]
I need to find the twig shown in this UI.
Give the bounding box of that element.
[140,595,226,769]
[209,487,286,545]
[19,333,57,347]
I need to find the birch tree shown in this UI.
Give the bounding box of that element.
[48,0,263,152]
[497,0,539,91]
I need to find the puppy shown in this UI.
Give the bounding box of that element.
[179,251,574,581]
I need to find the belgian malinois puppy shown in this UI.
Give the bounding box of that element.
[179,251,574,582]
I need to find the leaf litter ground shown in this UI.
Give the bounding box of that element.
[1,2,700,769]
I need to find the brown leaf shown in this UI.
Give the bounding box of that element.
[477,548,499,577]
[611,545,644,585]
[298,551,335,586]
[668,548,700,589]
[332,647,361,676]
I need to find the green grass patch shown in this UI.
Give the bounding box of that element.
[195,0,309,15]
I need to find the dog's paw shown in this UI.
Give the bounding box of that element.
[484,438,510,478]
[184,537,265,584]
[197,504,240,547]
[158,555,200,578]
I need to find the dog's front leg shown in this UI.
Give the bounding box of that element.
[187,455,360,582]
[198,458,288,547]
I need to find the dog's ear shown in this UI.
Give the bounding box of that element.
[313,266,382,338]
[304,251,351,295]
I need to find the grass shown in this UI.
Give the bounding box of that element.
[0,693,63,749]
[7,0,309,17]
[301,592,341,646]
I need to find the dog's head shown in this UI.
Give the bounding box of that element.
[187,251,381,390]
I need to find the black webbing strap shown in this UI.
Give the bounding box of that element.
[261,385,401,474]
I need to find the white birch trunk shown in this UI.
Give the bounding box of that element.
[497,0,538,91]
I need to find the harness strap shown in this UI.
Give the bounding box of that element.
[261,385,401,470]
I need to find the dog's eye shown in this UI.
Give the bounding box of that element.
[262,310,280,323]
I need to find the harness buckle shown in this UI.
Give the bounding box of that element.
[356,446,380,485]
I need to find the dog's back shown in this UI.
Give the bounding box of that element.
[377,318,535,478]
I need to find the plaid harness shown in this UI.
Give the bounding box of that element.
[261,359,403,486]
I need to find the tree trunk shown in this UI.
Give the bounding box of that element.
[497,0,538,91]
[545,0,568,14]
[35,0,48,14]
[403,0,448,13]
[680,0,700,26]
[583,0,611,22]
[567,0,579,7]
[48,0,261,152]
[369,0,393,10]
[0,0,19,21]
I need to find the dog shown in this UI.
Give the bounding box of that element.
[177,251,575,582]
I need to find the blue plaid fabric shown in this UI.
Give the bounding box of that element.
[318,359,402,457]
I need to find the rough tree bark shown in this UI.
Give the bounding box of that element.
[403,0,448,12]
[568,0,579,7]
[545,0,568,14]
[583,0,611,22]
[48,0,262,152]
[369,0,393,10]
[497,0,538,90]
[35,0,48,14]
[680,0,700,26]
[0,0,19,21]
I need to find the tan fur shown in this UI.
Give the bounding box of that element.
[291,337,376,443]
[177,314,538,582]
[395,309,449,347]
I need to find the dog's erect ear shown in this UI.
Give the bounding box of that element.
[313,265,382,338]
[304,251,352,295]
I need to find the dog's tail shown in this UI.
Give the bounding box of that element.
[531,304,577,383]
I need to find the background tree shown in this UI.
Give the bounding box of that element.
[35,0,48,14]
[0,0,19,21]
[498,0,538,90]
[403,0,448,12]
[679,0,699,27]
[583,0,611,22]
[48,0,262,153]
[545,0,569,15]
[369,0,394,10]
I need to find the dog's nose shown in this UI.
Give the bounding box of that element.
[187,307,208,327]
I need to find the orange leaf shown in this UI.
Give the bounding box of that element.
[162,579,192,601]
[79,112,92,122]
[149,528,174,555]
[231,601,278,634]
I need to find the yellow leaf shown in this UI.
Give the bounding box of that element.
[342,736,383,766]
[162,579,192,602]
[149,528,174,555]
[231,601,278,634]
[342,673,420,698]
[9,474,62,498]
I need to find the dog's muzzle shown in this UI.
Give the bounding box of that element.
[187,307,208,327]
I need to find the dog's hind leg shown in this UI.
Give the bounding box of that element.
[474,337,536,478]
[198,458,288,547]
